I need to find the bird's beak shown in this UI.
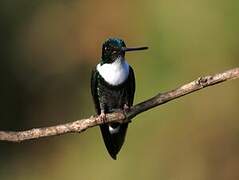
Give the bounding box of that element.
[121,46,148,52]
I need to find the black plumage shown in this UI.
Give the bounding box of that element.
[91,66,135,159]
[90,38,147,159]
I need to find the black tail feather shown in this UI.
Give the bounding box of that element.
[100,123,128,160]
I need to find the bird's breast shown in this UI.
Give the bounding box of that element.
[97,58,129,86]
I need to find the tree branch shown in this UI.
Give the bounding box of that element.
[0,67,238,142]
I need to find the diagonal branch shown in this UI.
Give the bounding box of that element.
[0,67,238,142]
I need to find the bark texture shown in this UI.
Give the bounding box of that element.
[0,67,238,142]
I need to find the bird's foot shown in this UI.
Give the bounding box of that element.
[123,104,130,113]
[123,104,132,123]
[98,112,107,124]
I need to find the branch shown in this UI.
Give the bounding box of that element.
[0,67,238,142]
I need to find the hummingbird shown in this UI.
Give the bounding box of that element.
[91,38,148,160]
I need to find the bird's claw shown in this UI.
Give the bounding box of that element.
[123,104,130,113]
[122,104,132,123]
[98,112,107,124]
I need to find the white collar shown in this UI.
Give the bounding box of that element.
[97,57,129,86]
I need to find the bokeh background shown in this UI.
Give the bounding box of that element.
[0,0,238,180]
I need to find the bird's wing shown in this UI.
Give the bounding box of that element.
[91,68,101,115]
[127,66,136,106]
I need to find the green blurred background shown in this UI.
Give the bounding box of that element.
[0,0,238,179]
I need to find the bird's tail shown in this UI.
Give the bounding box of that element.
[100,122,128,160]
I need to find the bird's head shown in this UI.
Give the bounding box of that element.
[101,38,148,64]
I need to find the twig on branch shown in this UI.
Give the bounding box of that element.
[0,67,238,142]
